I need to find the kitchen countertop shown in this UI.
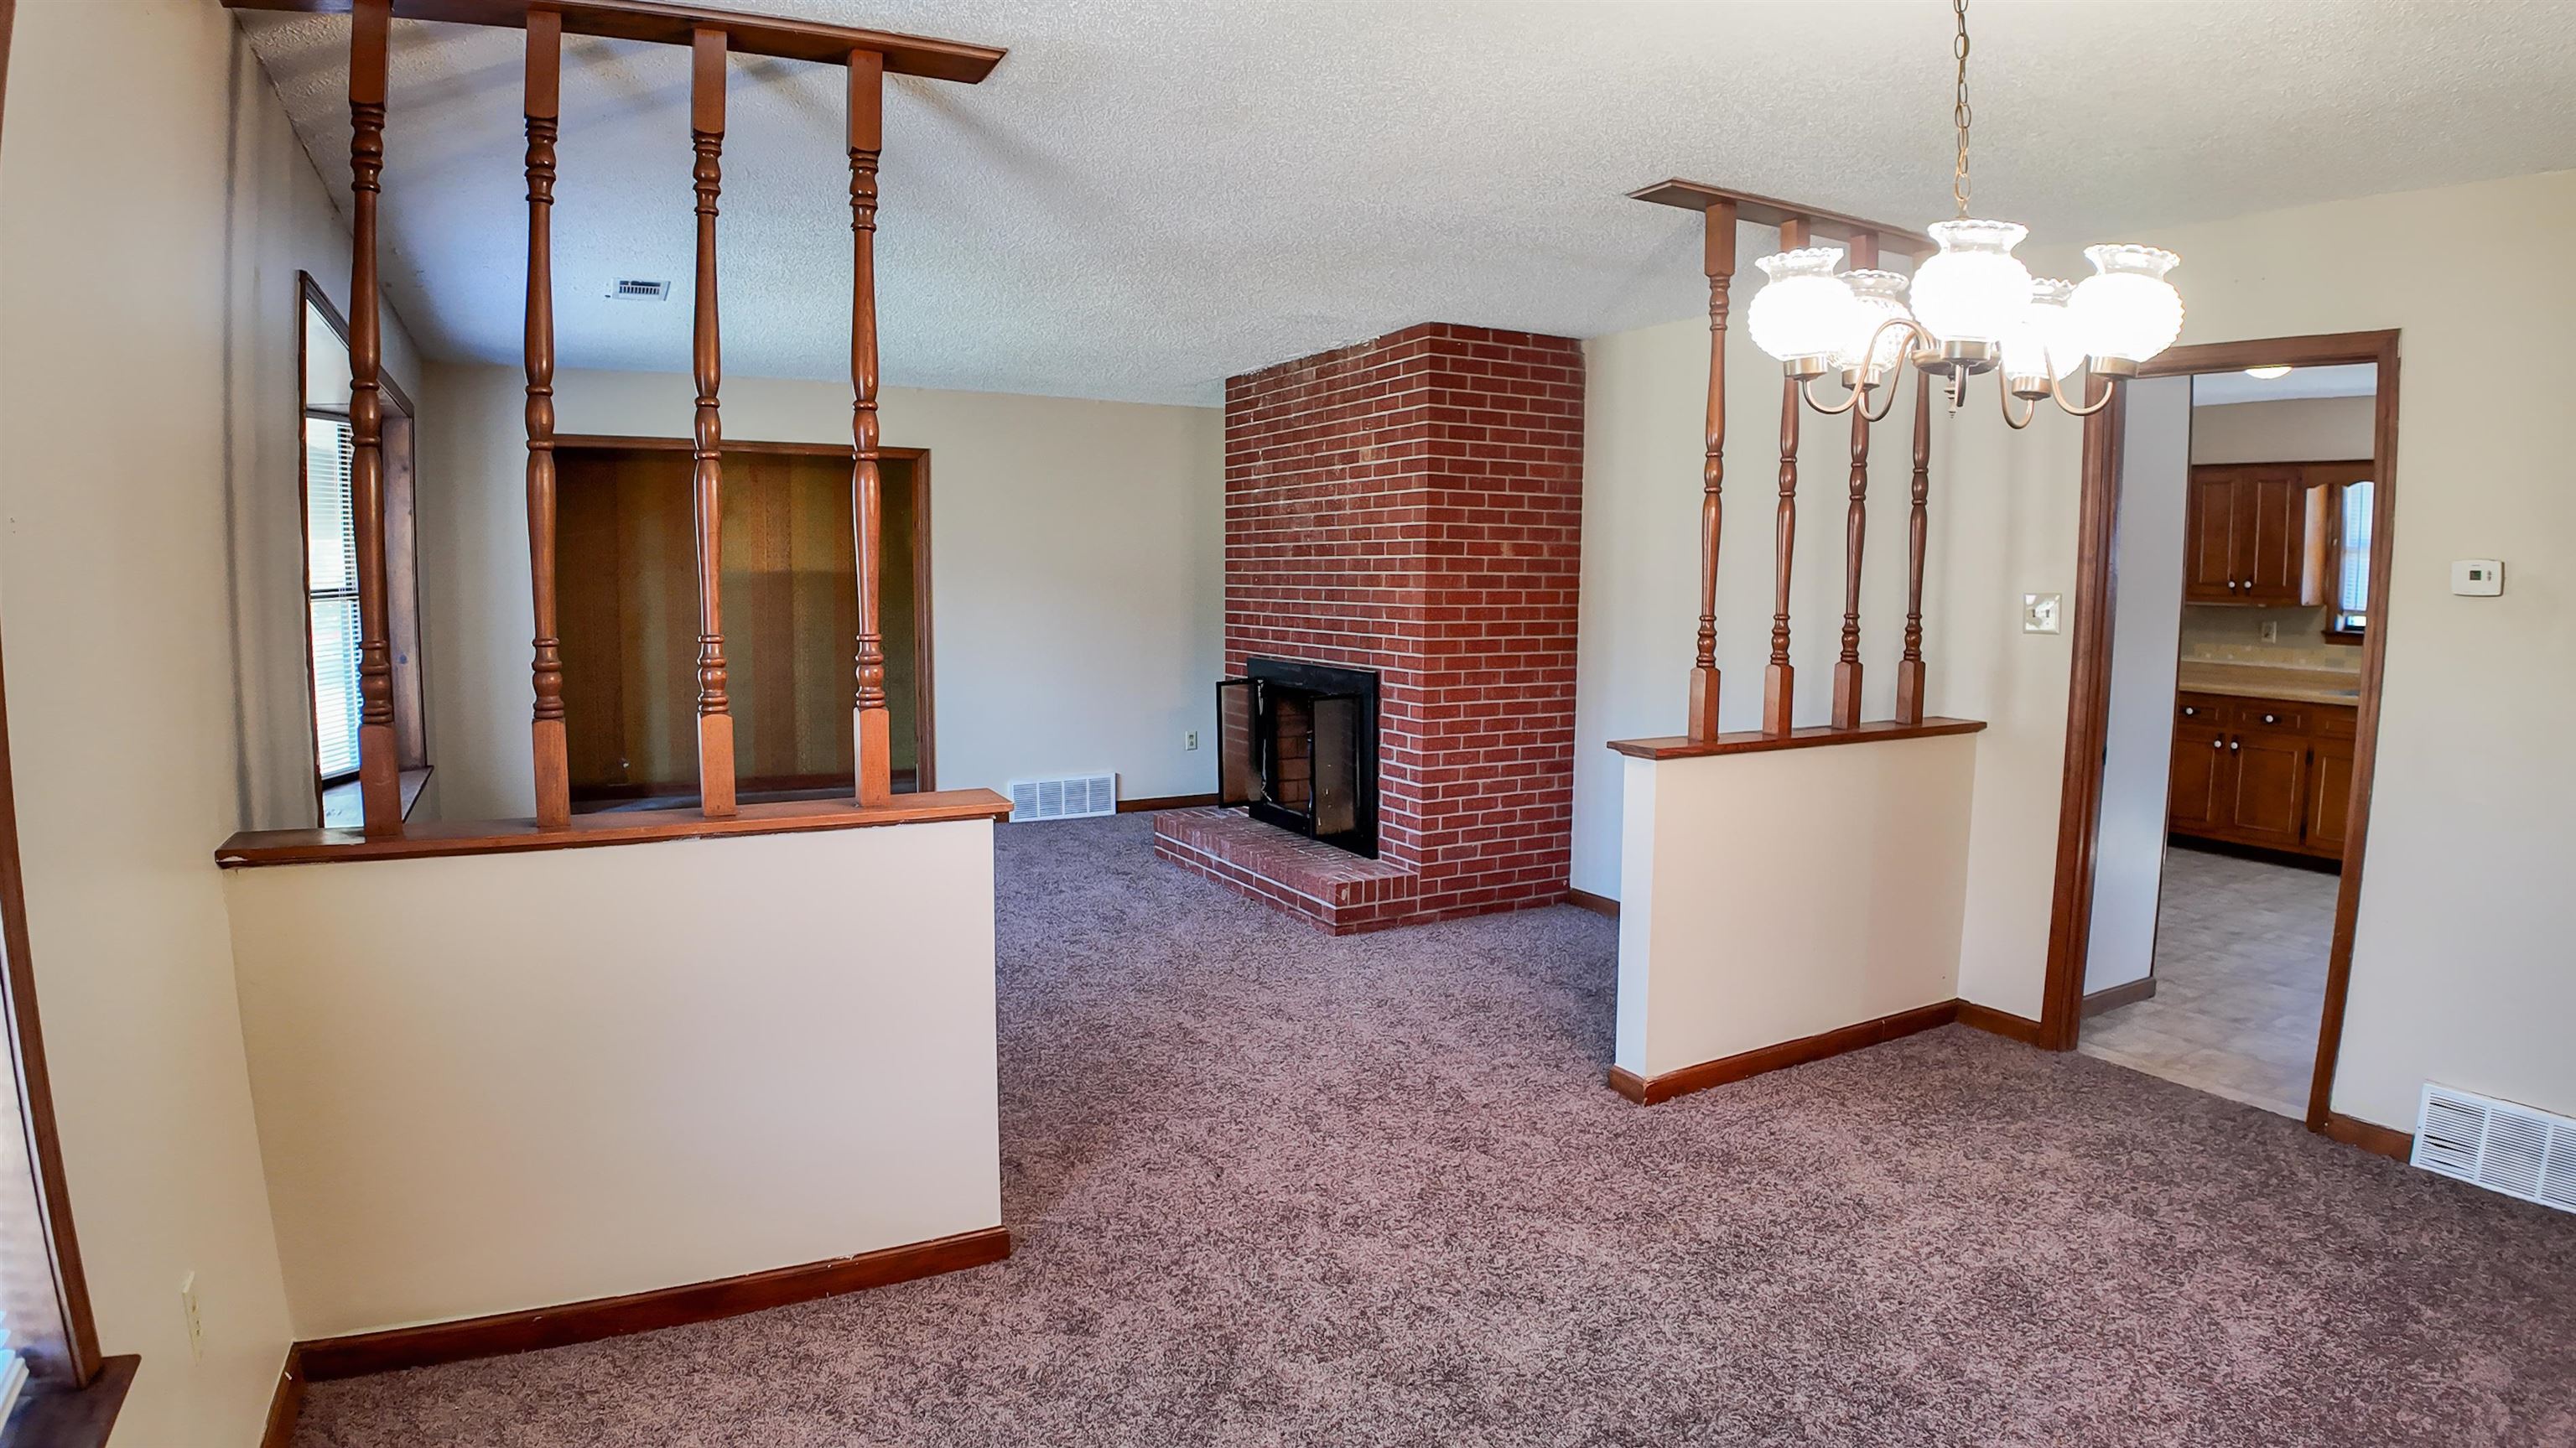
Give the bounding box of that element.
[2175,660,2363,706]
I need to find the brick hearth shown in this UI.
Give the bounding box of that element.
[1153,322,1583,931]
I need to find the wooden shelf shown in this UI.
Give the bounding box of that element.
[1607,717,1987,761]
[216,788,1013,869]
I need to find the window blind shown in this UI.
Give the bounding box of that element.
[305,418,362,780]
[2336,479,2373,630]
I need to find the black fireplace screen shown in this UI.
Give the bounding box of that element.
[1215,658,1379,858]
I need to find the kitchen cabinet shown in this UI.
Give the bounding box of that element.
[2167,691,2357,859]
[2184,464,2317,605]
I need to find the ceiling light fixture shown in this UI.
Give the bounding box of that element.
[2245,365,2293,379]
[1751,0,2184,427]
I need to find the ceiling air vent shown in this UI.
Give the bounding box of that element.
[605,278,670,301]
[1006,774,1117,823]
[2412,1084,2576,1214]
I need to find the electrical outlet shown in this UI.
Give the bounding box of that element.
[179,1272,205,1362]
[2260,620,2279,643]
[1185,730,1200,751]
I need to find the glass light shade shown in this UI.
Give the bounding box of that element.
[1909,219,2032,346]
[2000,278,2083,386]
[1834,269,1914,381]
[2068,244,2184,366]
[1747,247,1857,371]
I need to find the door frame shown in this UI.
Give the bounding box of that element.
[550,434,935,791]
[2038,330,2400,1140]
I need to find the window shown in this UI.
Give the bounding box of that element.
[2332,477,2372,636]
[299,276,428,826]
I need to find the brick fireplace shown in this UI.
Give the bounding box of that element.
[1153,323,1583,932]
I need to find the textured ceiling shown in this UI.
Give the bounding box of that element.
[2192,362,2377,406]
[240,0,2576,406]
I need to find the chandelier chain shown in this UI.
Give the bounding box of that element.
[1951,0,1972,218]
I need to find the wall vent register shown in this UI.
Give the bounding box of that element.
[1007,775,1117,823]
[2413,1083,2576,1215]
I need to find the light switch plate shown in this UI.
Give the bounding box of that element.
[2451,559,2504,596]
[2022,593,2063,634]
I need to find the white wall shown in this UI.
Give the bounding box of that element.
[223,821,1002,1336]
[419,364,1223,820]
[1614,735,1976,1078]
[2082,376,2191,995]
[0,2,424,1438]
[1940,169,2576,1129]
[1573,308,1926,898]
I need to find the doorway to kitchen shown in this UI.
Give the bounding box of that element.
[551,436,932,812]
[2042,332,2397,1144]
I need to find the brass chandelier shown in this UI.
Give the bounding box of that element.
[1748,0,2184,425]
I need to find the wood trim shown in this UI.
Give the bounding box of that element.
[2038,332,2400,1138]
[220,0,1007,82]
[553,437,937,791]
[7,1355,138,1448]
[216,786,1012,867]
[1608,715,1985,760]
[1564,887,1619,920]
[259,1347,306,1448]
[2321,1111,2413,1162]
[1607,1001,1960,1105]
[1954,1000,2046,1046]
[1115,793,1218,813]
[2081,976,2158,1017]
[1628,178,1935,257]
[298,1225,1009,1380]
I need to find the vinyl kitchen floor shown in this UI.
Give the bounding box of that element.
[2080,843,2338,1119]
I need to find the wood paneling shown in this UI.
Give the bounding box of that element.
[295,1227,1009,1380]
[554,445,926,802]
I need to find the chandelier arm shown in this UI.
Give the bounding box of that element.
[1859,366,1908,424]
[1997,377,2038,431]
[1801,374,1864,417]
[2048,367,2121,418]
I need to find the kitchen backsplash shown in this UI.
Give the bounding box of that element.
[2178,605,2363,672]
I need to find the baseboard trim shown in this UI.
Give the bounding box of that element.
[2080,976,2158,1016]
[1955,1000,2048,1045]
[298,1225,1010,1381]
[1608,1001,1961,1105]
[1564,887,1619,919]
[2320,1111,2414,1161]
[260,1345,305,1448]
[1117,793,1219,813]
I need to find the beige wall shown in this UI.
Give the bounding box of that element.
[223,821,1003,1336]
[2190,394,2375,465]
[0,1,426,1439]
[419,365,1224,820]
[1572,308,1929,898]
[1940,169,2576,1129]
[1614,736,1976,1077]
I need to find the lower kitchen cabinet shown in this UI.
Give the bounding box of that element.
[2167,691,2357,859]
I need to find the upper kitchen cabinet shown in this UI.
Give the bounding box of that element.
[2180,460,2370,607]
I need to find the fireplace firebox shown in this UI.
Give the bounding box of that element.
[1215,658,1380,858]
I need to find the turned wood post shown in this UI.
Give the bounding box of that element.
[347,0,402,835]
[849,49,894,805]
[1831,231,1877,731]
[1761,217,1810,735]
[1894,365,1934,725]
[688,28,736,817]
[1686,198,1737,741]
[524,10,569,828]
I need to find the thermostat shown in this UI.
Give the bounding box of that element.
[2451,559,2504,597]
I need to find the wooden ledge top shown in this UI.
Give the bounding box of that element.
[216,788,1013,869]
[221,0,1008,83]
[1607,717,1988,761]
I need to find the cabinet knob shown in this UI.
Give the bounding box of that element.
[2262,713,2279,724]
[2182,706,2197,716]
[2212,737,2224,750]
[2230,739,2241,752]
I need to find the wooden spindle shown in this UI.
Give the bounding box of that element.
[1762,218,1810,735]
[348,0,402,836]
[524,10,569,828]
[1831,231,1877,731]
[688,27,735,818]
[849,49,893,806]
[1686,198,1737,742]
[1894,365,1934,725]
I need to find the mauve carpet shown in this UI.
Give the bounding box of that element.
[296,812,2576,1447]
